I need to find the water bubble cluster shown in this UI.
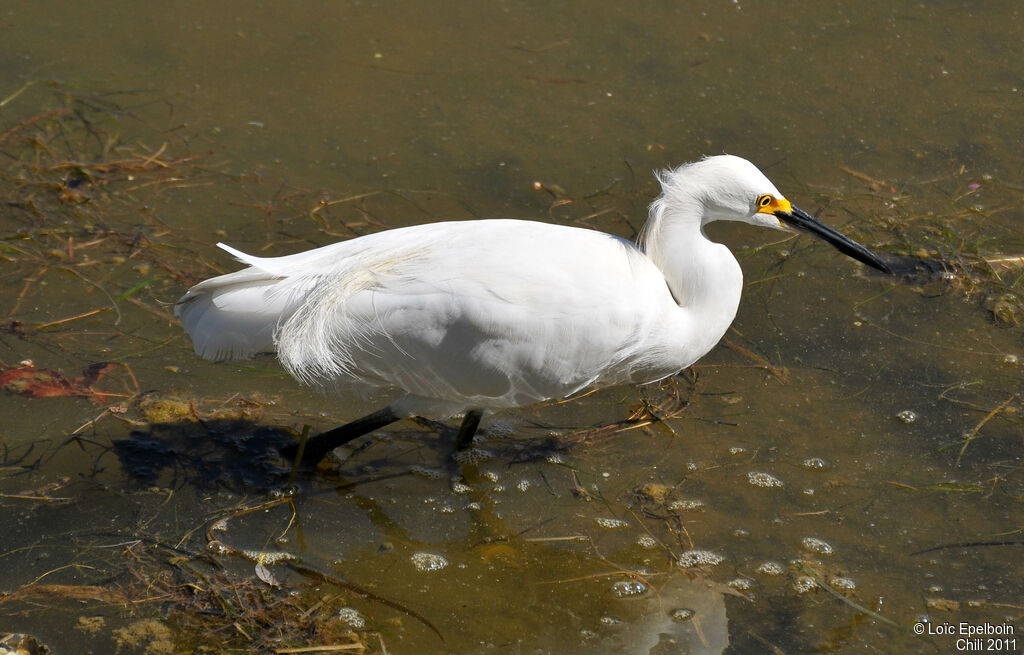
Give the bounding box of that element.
[452,448,493,464]
[670,608,696,622]
[830,576,856,590]
[800,537,834,555]
[207,540,229,555]
[802,457,827,469]
[242,549,295,564]
[668,499,705,512]
[337,607,365,628]
[410,465,443,479]
[636,534,658,549]
[747,471,784,488]
[676,549,724,568]
[594,517,630,529]
[896,409,918,424]
[793,576,818,593]
[270,484,299,498]
[728,577,755,590]
[757,561,785,576]
[611,580,648,598]
[410,551,449,572]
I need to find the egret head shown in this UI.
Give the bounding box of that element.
[655,155,892,274]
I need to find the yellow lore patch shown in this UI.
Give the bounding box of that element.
[755,194,792,215]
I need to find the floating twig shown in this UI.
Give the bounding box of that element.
[955,394,1017,466]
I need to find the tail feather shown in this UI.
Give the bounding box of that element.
[175,244,314,361]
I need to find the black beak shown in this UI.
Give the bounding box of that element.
[776,206,893,274]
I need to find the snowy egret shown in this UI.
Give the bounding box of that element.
[175,155,891,465]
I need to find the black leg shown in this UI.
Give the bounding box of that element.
[282,406,401,466]
[454,409,483,450]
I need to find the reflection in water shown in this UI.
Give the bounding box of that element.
[1,0,1022,652]
[607,574,730,655]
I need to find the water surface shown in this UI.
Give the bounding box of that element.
[1,2,1022,653]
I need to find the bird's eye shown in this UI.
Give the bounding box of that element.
[756,194,773,208]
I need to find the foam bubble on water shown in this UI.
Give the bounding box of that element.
[676,549,724,568]
[668,499,705,512]
[410,465,443,479]
[599,616,620,625]
[270,484,299,498]
[801,536,834,555]
[802,456,827,469]
[482,470,500,482]
[670,608,696,622]
[793,575,818,593]
[636,534,658,549]
[830,576,856,590]
[896,409,918,424]
[728,446,747,455]
[747,471,784,488]
[410,551,449,572]
[450,481,473,494]
[611,580,648,598]
[594,517,630,529]
[516,479,532,492]
[337,607,365,628]
[207,540,229,555]
[242,549,295,564]
[452,448,493,464]
[727,577,755,591]
[757,561,785,576]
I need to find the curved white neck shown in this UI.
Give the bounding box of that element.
[639,198,744,359]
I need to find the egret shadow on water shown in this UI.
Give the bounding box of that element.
[105,411,585,493]
[108,418,298,491]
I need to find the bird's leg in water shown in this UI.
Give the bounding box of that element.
[284,406,401,466]
[455,409,483,450]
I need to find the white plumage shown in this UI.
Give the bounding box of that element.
[175,155,890,456]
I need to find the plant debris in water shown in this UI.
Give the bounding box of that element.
[827,164,1024,325]
[0,498,435,654]
[2,84,1022,654]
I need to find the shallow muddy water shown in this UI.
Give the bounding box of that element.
[1,2,1022,653]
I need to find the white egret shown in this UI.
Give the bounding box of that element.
[175,155,891,465]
